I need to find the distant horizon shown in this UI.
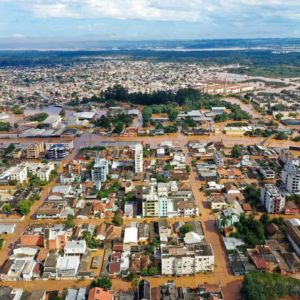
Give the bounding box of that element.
[1,37,300,51]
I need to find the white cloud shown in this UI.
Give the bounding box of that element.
[5,0,300,22]
[26,2,80,18]
[11,33,26,38]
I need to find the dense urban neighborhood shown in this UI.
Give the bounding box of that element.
[0,53,300,300]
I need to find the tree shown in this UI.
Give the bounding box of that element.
[259,213,269,225]
[17,200,33,215]
[148,266,159,276]
[65,215,75,228]
[167,107,178,121]
[231,145,242,158]
[0,122,11,131]
[59,109,66,117]
[91,277,112,290]
[2,203,13,214]
[5,144,15,155]
[131,278,139,288]
[113,122,124,134]
[179,224,195,235]
[8,179,18,186]
[112,214,123,226]
[243,185,260,206]
[156,174,169,183]
[12,105,23,114]
[241,271,300,300]
[27,113,48,123]
[219,214,230,229]
[140,269,148,276]
[275,113,284,121]
[275,132,288,140]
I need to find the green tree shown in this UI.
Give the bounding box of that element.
[17,200,33,215]
[65,215,75,228]
[167,107,178,121]
[0,122,11,131]
[275,132,288,140]
[59,109,66,117]
[27,113,49,122]
[12,105,23,114]
[91,277,112,290]
[148,266,159,276]
[242,271,300,300]
[179,224,195,235]
[112,214,123,226]
[140,269,148,276]
[5,144,15,155]
[8,179,18,186]
[243,185,260,206]
[231,145,242,158]
[275,113,284,121]
[2,203,13,214]
[113,122,124,134]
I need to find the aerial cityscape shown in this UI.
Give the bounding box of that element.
[1,1,300,300]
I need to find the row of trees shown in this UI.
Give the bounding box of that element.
[27,112,49,122]
[242,271,300,300]
[93,113,133,133]
[2,199,34,216]
[0,121,11,131]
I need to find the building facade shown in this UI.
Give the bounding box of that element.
[260,184,285,214]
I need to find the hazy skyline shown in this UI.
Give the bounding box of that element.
[0,0,300,43]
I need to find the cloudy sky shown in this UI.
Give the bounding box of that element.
[0,0,300,41]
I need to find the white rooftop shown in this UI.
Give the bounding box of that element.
[124,227,138,244]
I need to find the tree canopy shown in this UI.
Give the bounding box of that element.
[242,271,300,300]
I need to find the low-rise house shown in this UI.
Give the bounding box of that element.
[65,288,87,300]
[27,162,55,182]
[56,255,80,278]
[208,194,228,211]
[176,200,199,217]
[129,253,150,274]
[217,207,242,232]
[88,288,113,300]
[286,218,300,257]
[124,227,138,245]
[64,240,87,255]
[0,224,16,234]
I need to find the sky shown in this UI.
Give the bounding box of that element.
[0,0,300,43]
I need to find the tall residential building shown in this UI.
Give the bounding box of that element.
[213,150,224,167]
[47,144,67,160]
[158,198,175,217]
[260,184,285,214]
[161,244,214,275]
[142,187,159,217]
[134,144,143,173]
[281,159,300,193]
[91,158,109,184]
[26,142,44,159]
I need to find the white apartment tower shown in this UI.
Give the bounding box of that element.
[134,144,143,173]
[281,159,300,194]
[260,184,285,214]
[91,158,109,184]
